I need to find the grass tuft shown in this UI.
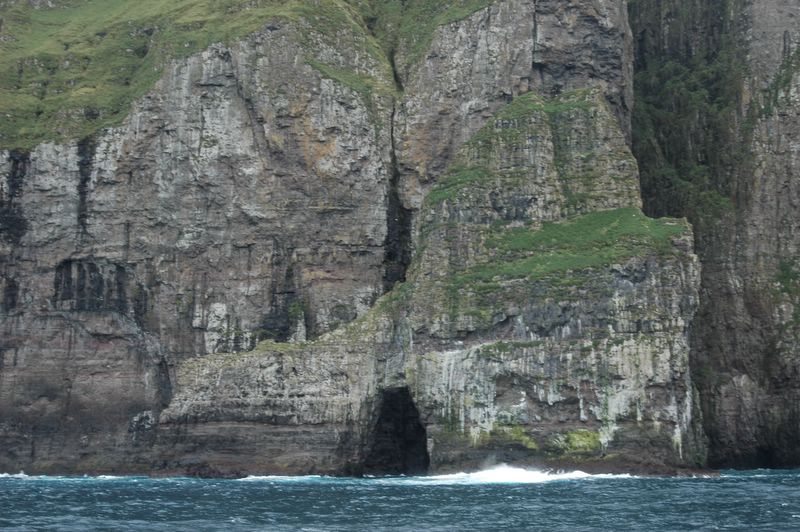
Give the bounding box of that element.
[450,208,689,289]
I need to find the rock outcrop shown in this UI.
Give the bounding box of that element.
[631,0,800,467]
[1,11,396,473]
[157,87,700,476]
[1,0,705,476]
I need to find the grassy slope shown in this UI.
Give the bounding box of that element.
[425,90,595,205]
[0,0,496,150]
[451,207,688,291]
[351,0,493,69]
[417,88,691,294]
[0,0,379,148]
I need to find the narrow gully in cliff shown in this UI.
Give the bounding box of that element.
[382,101,412,292]
[1,150,28,312]
[362,5,414,293]
[76,136,96,239]
[1,150,29,245]
[388,47,405,93]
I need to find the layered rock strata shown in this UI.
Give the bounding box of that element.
[1,0,701,475]
[631,0,800,467]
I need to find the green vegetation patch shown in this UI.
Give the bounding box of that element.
[450,208,689,289]
[1,0,501,148]
[494,424,539,450]
[306,58,394,99]
[286,300,307,321]
[424,165,491,205]
[546,429,602,455]
[629,1,747,223]
[477,340,543,358]
[0,0,383,148]
[425,89,601,207]
[355,0,495,72]
[761,47,800,118]
[494,89,593,121]
[777,261,800,297]
[466,89,595,149]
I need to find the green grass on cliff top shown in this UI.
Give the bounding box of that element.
[0,0,496,149]
[354,0,494,68]
[450,207,690,289]
[0,0,379,149]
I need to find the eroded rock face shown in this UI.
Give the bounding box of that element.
[1,0,702,476]
[396,0,634,207]
[630,0,800,467]
[157,86,699,476]
[0,19,394,473]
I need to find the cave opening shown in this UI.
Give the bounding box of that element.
[363,386,429,476]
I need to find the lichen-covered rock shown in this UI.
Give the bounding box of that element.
[1,0,702,476]
[630,0,800,467]
[1,15,395,473]
[158,84,700,476]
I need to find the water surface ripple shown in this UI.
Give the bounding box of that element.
[1,466,799,530]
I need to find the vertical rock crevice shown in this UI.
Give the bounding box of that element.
[388,47,405,93]
[76,136,96,239]
[260,251,303,343]
[361,2,414,292]
[2,277,18,312]
[383,103,413,292]
[1,150,29,315]
[1,149,29,244]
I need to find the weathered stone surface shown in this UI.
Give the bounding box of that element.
[631,0,800,467]
[1,0,703,476]
[396,0,634,208]
[0,18,395,473]
[157,84,699,476]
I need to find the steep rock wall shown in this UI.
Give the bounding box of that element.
[631,0,800,467]
[396,0,634,206]
[160,88,699,476]
[0,16,396,473]
[1,0,702,475]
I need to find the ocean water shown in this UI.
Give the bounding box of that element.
[1,466,799,531]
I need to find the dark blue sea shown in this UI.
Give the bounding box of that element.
[2,466,799,530]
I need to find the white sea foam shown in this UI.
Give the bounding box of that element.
[2,466,632,485]
[0,472,132,481]
[237,465,632,485]
[424,465,593,484]
[385,464,632,485]
[237,475,326,482]
[0,472,32,479]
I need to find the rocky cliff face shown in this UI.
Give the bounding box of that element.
[1,8,396,473]
[0,0,713,476]
[156,87,700,476]
[630,0,800,467]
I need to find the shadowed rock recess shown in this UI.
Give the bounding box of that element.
[630,0,800,468]
[1,0,786,477]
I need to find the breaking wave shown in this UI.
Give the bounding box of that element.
[405,464,631,484]
[238,464,633,485]
[0,472,130,481]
